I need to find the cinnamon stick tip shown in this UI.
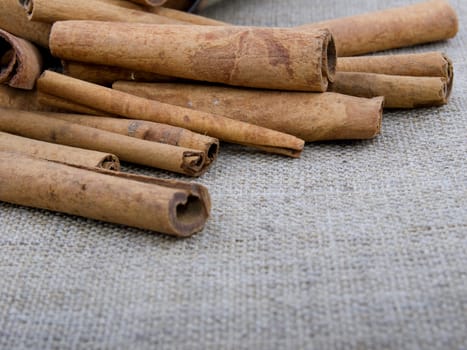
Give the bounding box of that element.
[170,190,211,237]
[323,32,337,83]
[442,53,454,99]
[98,154,121,171]
[372,96,384,137]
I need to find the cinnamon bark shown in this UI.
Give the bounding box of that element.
[0,29,42,90]
[22,0,185,25]
[41,113,219,165]
[37,92,116,116]
[113,81,383,141]
[0,131,120,170]
[62,61,173,86]
[0,107,211,176]
[49,21,336,92]
[300,0,458,56]
[338,52,453,78]
[149,6,227,25]
[330,72,449,108]
[0,151,211,237]
[0,85,60,112]
[338,52,454,97]
[37,71,305,157]
[0,0,51,48]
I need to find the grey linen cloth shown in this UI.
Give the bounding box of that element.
[1,0,466,349]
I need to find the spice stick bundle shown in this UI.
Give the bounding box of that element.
[39,113,220,165]
[300,0,458,56]
[330,73,449,108]
[21,0,185,25]
[113,82,383,141]
[49,21,336,92]
[0,108,211,176]
[0,29,42,90]
[0,85,60,112]
[0,131,120,170]
[62,61,173,86]
[0,151,211,237]
[37,71,305,157]
[0,0,51,48]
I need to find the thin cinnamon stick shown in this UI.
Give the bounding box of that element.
[338,52,453,79]
[0,85,63,112]
[0,151,211,237]
[62,61,173,86]
[37,71,305,157]
[300,0,458,56]
[49,21,336,92]
[40,112,219,165]
[149,6,227,25]
[113,81,383,141]
[0,107,211,176]
[22,0,185,25]
[330,72,449,108]
[0,29,42,90]
[0,0,51,48]
[37,92,116,116]
[0,131,120,170]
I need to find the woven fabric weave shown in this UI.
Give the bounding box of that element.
[1,1,466,349]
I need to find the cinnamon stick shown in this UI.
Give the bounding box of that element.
[37,92,116,116]
[37,71,305,157]
[338,52,454,96]
[0,131,120,170]
[0,85,60,112]
[22,0,185,25]
[0,107,211,176]
[0,0,51,48]
[330,72,449,108]
[40,112,219,165]
[300,0,458,56]
[149,6,227,25]
[62,61,173,86]
[0,151,211,237]
[113,81,383,141]
[49,21,336,92]
[0,29,42,90]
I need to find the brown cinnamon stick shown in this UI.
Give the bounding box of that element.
[0,151,211,237]
[113,81,383,141]
[330,72,449,108]
[37,71,305,157]
[22,0,185,25]
[149,6,227,25]
[40,112,219,165]
[0,85,60,112]
[0,131,120,170]
[49,21,336,92]
[62,61,173,86]
[0,0,51,48]
[0,107,211,176]
[37,92,116,116]
[338,52,453,79]
[300,0,458,56]
[0,29,42,90]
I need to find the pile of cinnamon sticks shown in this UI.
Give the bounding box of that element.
[0,0,458,236]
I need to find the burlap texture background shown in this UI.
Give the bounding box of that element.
[1,0,466,349]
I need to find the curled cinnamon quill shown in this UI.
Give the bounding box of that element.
[0,29,42,90]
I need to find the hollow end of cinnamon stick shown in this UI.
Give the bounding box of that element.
[18,0,33,19]
[98,154,120,170]
[322,33,337,83]
[442,53,454,99]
